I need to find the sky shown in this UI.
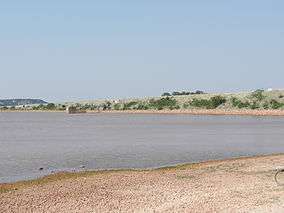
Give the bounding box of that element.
[0,1,283,102]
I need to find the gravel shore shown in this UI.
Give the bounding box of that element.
[1,154,284,212]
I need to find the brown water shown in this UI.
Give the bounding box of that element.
[0,112,284,183]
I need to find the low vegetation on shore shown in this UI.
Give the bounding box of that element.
[1,89,284,112]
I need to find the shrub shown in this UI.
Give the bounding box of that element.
[231,97,241,107]
[172,91,181,96]
[194,90,205,94]
[182,103,190,109]
[90,104,98,110]
[190,99,212,109]
[101,103,111,110]
[251,89,265,101]
[37,104,44,109]
[231,97,250,109]
[172,91,192,96]
[270,100,284,109]
[46,103,56,110]
[113,103,121,110]
[249,102,260,110]
[190,96,226,109]
[210,96,226,108]
[32,105,39,110]
[122,101,138,110]
[238,101,251,108]
[148,97,178,110]
[61,105,66,110]
[0,106,8,110]
[173,105,180,110]
[161,92,171,97]
[263,102,269,109]
[162,90,205,96]
[136,103,149,110]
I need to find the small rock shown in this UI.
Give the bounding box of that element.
[39,167,44,171]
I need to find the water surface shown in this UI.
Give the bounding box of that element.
[1,112,284,183]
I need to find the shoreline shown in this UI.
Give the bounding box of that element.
[100,109,284,116]
[1,153,283,212]
[1,109,284,116]
[1,153,283,193]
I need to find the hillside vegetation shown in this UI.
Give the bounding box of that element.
[0,99,47,109]
[1,90,284,111]
[66,89,284,111]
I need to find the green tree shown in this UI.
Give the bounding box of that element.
[46,103,56,110]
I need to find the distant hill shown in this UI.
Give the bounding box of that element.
[65,89,284,111]
[0,99,47,107]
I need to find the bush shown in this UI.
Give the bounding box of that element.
[46,103,56,110]
[161,92,171,97]
[231,97,250,109]
[190,96,226,109]
[136,103,149,110]
[182,103,190,109]
[100,103,111,111]
[251,89,265,101]
[148,97,178,110]
[270,100,284,109]
[171,90,205,96]
[60,105,66,110]
[90,104,99,110]
[249,102,260,110]
[113,103,121,110]
[231,97,241,107]
[172,105,180,110]
[32,105,39,110]
[194,90,205,94]
[190,99,212,109]
[210,96,226,108]
[172,91,191,96]
[0,106,8,110]
[263,102,269,109]
[172,91,181,96]
[122,101,138,110]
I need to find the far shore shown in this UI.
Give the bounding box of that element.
[1,153,283,212]
[2,108,284,116]
[100,109,284,116]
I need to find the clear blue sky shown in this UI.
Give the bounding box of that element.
[0,1,283,102]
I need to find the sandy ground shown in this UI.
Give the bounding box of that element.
[1,154,284,213]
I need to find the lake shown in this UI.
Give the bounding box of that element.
[1,112,284,183]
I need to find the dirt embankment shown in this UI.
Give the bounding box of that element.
[1,154,284,212]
